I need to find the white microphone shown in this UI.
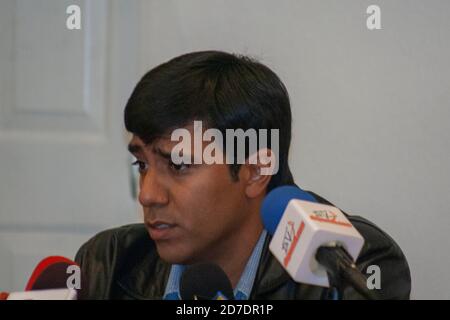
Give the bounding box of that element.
[7,288,77,300]
[261,186,375,299]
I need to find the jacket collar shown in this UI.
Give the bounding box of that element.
[250,234,292,298]
[116,242,172,299]
[117,233,292,300]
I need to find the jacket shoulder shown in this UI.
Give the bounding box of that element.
[75,224,151,269]
[75,224,160,299]
[76,224,150,257]
[346,215,412,299]
[308,190,411,299]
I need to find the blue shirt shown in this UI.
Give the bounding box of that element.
[163,229,268,300]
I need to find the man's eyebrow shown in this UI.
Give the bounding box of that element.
[153,147,172,160]
[128,144,193,161]
[154,147,194,162]
[127,143,142,154]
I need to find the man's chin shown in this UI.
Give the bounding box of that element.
[155,243,191,265]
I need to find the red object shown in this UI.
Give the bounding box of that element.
[25,256,78,291]
[0,292,10,300]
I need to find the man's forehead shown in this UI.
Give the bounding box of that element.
[128,123,198,144]
[127,124,204,149]
[128,135,175,152]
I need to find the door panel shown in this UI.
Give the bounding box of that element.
[0,0,141,292]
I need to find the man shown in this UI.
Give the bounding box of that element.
[75,51,411,299]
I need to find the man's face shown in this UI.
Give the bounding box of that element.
[127,130,256,265]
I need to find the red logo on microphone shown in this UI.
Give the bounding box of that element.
[282,220,305,268]
[310,209,352,227]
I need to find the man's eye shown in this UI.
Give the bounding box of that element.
[169,161,190,173]
[132,160,148,173]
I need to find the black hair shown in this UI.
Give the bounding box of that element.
[124,50,294,191]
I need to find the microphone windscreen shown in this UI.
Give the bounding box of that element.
[180,263,234,300]
[261,185,316,235]
[25,256,78,291]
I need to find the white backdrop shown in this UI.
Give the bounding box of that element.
[0,0,141,292]
[136,0,450,299]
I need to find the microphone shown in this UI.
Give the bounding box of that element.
[261,185,317,236]
[180,263,234,300]
[6,256,79,300]
[25,256,79,291]
[261,186,377,299]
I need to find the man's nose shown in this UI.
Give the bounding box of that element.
[138,170,169,207]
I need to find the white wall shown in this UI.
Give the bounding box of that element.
[0,0,141,292]
[136,0,450,299]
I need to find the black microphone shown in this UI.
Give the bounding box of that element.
[180,263,234,300]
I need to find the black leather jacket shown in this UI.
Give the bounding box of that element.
[74,192,411,300]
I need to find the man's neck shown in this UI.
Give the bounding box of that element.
[214,222,264,289]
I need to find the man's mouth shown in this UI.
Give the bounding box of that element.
[154,224,171,230]
[146,221,177,240]
[148,221,176,228]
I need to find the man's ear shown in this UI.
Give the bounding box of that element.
[242,149,275,198]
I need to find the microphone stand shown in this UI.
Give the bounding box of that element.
[316,245,379,300]
[321,272,343,300]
